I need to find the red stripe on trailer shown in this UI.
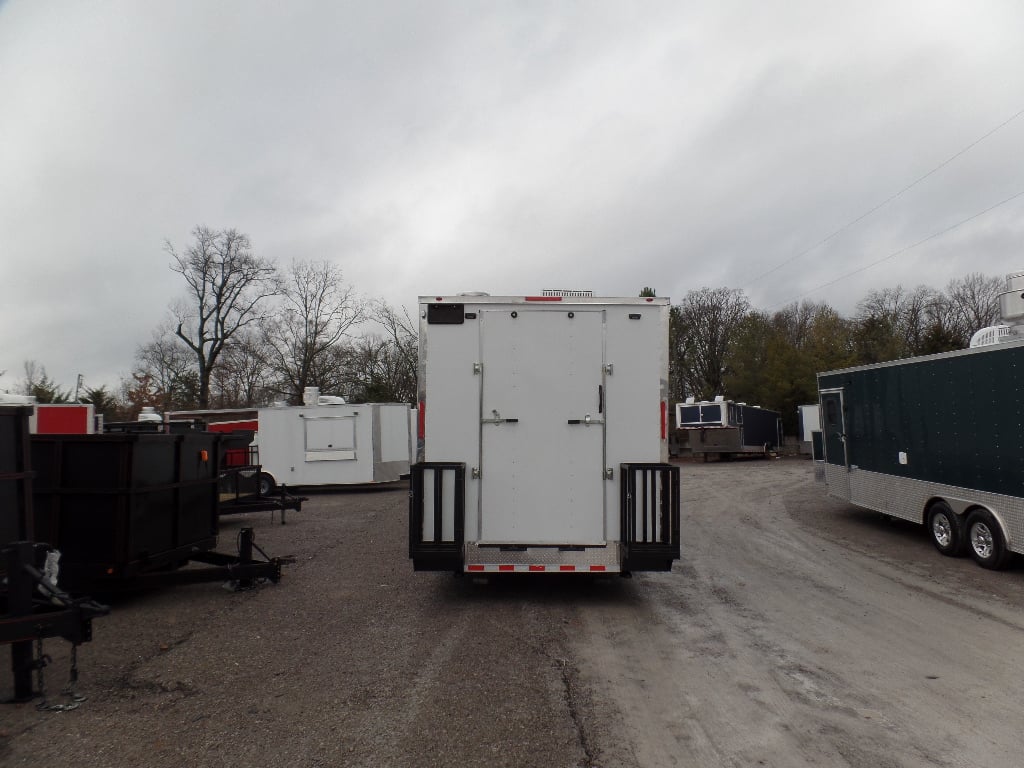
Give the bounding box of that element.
[498,564,515,572]
[467,564,485,572]
[529,565,545,572]
[524,296,562,301]
[660,400,667,439]
[417,401,425,439]
[559,565,576,571]
[590,565,606,572]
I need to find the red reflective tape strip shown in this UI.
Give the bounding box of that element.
[498,564,515,572]
[467,564,485,572]
[524,296,562,301]
[660,400,667,440]
[417,401,425,439]
[559,565,576,571]
[529,565,545,572]
[590,565,607,572]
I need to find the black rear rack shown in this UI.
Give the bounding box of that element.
[409,462,465,572]
[620,463,680,572]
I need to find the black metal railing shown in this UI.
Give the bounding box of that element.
[409,462,465,571]
[620,463,680,572]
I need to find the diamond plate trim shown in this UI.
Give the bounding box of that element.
[825,466,1024,554]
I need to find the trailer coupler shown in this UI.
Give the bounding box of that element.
[2,541,110,703]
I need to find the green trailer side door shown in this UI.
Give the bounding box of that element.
[820,389,850,498]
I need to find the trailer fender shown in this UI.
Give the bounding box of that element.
[937,496,978,519]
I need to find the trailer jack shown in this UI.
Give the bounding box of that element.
[2,541,109,704]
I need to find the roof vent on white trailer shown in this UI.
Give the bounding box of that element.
[138,406,162,423]
[542,289,593,297]
[970,325,1012,348]
[318,395,347,405]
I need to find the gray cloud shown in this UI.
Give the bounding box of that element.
[2,0,1023,392]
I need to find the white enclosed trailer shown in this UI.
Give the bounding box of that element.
[409,292,680,574]
[256,400,411,491]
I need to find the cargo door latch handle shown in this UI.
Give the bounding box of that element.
[482,409,519,425]
[567,414,603,426]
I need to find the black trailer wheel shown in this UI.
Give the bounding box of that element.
[258,472,276,497]
[966,510,1013,570]
[927,501,964,557]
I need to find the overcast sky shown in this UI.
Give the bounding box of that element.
[2,1,1023,394]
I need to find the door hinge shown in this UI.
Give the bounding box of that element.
[605,467,613,479]
[473,362,482,374]
[472,467,481,479]
[604,363,614,375]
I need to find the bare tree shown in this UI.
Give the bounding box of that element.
[134,326,200,411]
[262,259,364,403]
[670,287,750,400]
[212,330,272,407]
[372,300,417,401]
[947,272,1003,337]
[167,226,279,407]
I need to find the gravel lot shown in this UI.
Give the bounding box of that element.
[3,457,1024,767]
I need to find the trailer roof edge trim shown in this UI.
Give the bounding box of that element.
[419,295,670,305]
[817,335,1024,378]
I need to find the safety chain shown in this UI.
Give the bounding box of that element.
[34,639,87,712]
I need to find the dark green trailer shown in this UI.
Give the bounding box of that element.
[817,339,1024,570]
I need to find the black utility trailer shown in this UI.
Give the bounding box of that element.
[2,405,108,704]
[30,432,284,594]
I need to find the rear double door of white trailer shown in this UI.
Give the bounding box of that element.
[478,308,605,545]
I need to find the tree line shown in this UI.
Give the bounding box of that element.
[11,226,1004,437]
[17,226,416,421]
[670,272,1003,435]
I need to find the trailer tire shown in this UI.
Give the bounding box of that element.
[258,472,276,497]
[966,510,1013,570]
[927,501,964,557]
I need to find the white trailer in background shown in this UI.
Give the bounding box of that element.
[797,404,820,455]
[256,397,412,492]
[409,292,680,575]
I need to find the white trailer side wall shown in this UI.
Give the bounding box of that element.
[258,403,410,487]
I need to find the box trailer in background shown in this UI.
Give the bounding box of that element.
[675,398,782,459]
[817,270,1024,570]
[0,396,97,435]
[167,397,411,492]
[409,292,680,575]
[256,398,411,493]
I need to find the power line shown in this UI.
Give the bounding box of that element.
[742,106,1024,290]
[766,188,1024,310]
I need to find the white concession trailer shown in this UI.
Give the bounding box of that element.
[257,400,411,491]
[409,292,681,575]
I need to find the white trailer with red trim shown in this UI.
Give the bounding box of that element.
[409,292,680,575]
[0,397,97,434]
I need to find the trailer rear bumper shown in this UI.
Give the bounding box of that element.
[409,462,681,573]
